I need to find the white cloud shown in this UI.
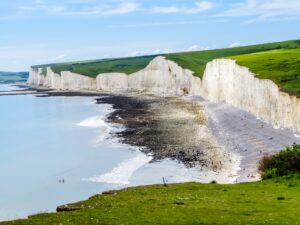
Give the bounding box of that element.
[102,2,140,15]
[129,48,173,57]
[152,6,180,14]
[152,49,173,54]
[17,1,140,16]
[129,50,149,57]
[219,0,300,22]
[50,54,67,61]
[184,45,209,52]
[189,1,214,13]
[128,45,210,57]
[152,1,214,14]
[16,1,214,17]
[229,42,242,48]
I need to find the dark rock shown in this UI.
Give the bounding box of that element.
[56,205,82,212]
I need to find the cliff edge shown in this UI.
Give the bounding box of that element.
[28,56,300,132]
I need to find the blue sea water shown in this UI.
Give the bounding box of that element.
[0,84,203,221]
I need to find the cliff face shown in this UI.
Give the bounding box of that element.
[202,59,300,132]
[28,57,300,132]
[28,56,202,95]
[127,57,202,95]
[28,68,96,90]
[28,68,47,86]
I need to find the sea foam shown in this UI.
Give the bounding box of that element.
[83,153,153,185]
[76,116,110,143]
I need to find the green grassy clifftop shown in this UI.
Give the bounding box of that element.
[32,40,300,78]
[167,39,300,79]
[31,55,158,77]
[31,39,300,96]
[228,48,300,96]
[2,175,300,225]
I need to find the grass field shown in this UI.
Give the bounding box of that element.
[32,40,300,79]
[3,175,300,225]
[32,55,157,78]
[167,39,300,78]
[229,48,300,96]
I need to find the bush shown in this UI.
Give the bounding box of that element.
[259,143,300,179]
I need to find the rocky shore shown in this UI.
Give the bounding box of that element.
[9,85,300,183]
[96,94,238,183]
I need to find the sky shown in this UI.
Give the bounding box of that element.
[0,0,299,71]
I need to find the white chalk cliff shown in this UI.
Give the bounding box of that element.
[28,56,300,132]
[202,59,300,132]
[28,57,202,95]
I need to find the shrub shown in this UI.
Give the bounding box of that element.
[259,143,300,179]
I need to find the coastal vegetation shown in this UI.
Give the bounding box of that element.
[31,40,300,79]
[31,40,300,97]
[167,39,300,79]
[2,174,299,225]
[259,143,300,179]
[229,48,300,96]
[4,142,300,225]
[31,55,157,78]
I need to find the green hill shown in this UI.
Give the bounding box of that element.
[32,55,158,78]
[31,39,300,96]
[167,40,300,79]
[228,48,300,96]
[0,72,29,83]
[32,40,300,79]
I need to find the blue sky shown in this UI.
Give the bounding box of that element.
[0,0,299,71]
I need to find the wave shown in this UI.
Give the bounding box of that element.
[76,116,110,143]
[76,116,109,128]
[83,153,153,185]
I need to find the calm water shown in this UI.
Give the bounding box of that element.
[0,84,203,221]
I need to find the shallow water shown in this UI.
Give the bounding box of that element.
[0,84,205,221]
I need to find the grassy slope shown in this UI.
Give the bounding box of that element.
[31,40,300,79]
[229,48,300,96]
[31,55,157,78]
[3,176,300,225]
[166,40,300,79]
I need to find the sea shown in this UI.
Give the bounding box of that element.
[0,83,205,221]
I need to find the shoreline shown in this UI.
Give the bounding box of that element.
[1,83,300,222]
[95,94,239,184]
[7,85,239,184]
[2,84,300,183]
[198,98,300,182]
